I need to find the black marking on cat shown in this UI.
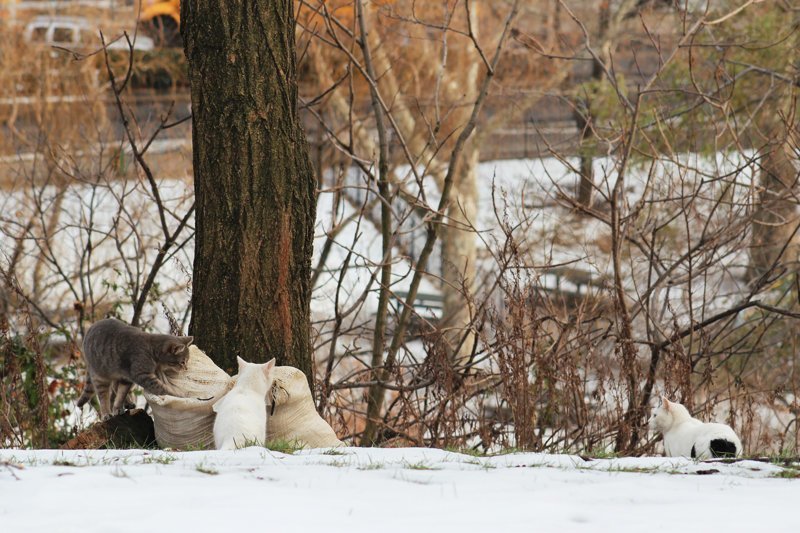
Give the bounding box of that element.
[691,445,696,458]
[709,439,737,458]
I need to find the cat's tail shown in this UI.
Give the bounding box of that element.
[694,429,742,459]
[76,374,95,408]
[709,438,739,458]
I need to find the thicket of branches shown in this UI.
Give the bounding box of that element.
[3,0,800,455]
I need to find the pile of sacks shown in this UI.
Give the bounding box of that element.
[144,346,343,450]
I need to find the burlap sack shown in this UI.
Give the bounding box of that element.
[144,346,233,449]
[268,366,344,448]
[145,347,343,449]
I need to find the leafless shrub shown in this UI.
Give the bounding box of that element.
[1,8,192,446]
[4,1,800,456]
[301,0,800,456]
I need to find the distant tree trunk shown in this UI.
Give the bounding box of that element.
[439,8,482,366]
[749,7,800,284]
[574,1,609,208]
[750,140,800,280]
[574,107,596,207]
[182,1,316,377]
[441,138,479,364]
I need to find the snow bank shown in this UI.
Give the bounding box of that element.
[1,447,798,533]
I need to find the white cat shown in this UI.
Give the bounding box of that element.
[212,356,276,450]
[650,396,742,459]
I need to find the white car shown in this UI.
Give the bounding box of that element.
[23,16,155,52]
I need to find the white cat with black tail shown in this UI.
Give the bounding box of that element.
[650,396,742,459]
[212,356,276,450]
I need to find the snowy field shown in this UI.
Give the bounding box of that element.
[2,447,799,532]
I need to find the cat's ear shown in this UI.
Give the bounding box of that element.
[661,396,671,411]
[263,358,276,377]
[237,356,247,372]
[179,336,194,346]
[166,339,187,355]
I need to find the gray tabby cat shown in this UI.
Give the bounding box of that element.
[76,318,193,418]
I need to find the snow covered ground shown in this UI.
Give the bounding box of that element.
[2,447,799,532]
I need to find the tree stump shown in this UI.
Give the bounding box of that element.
[61,409,157,450]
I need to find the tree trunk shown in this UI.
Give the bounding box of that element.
[182,1,316,377]
[750,140,800,280]
[441,139,479,364]
[439,8,482,366]
[575,107,595,207]
[574,1,610,208]
[748,7,800,283]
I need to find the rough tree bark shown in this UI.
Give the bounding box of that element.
[182,1,316,377]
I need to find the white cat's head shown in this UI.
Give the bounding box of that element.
[237,356,275,373]
[650,396,692,434]
[235,356,277,392]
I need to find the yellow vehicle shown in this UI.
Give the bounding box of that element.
[0,0,18,23]
[141,0,181,47]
